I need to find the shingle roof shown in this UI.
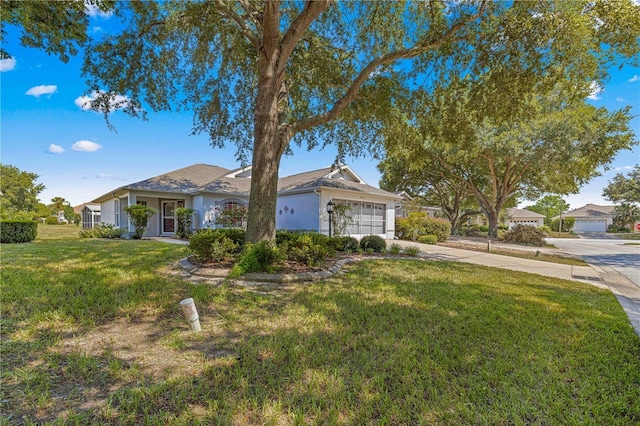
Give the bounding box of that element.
[199,177,252,195]
[508,208,545,219]
[278,167,397,199]
[126,164,230,193]
[563,204,616,218]
[93,163,397,202]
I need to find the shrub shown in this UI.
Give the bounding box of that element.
[403,246,421,256]
[360,235,386,252]
[388,243,402,255]
[501,225,546,246]
[417,234,438,245]
[45,216,59,225]
[607,224,631,233]
[210,237,238,263]
[0,220,37,243]
[215,228,246,246]
[539,225,552,235]
[215,204,248,229]
[230,240,285,277]
[395,212,450,242]
[124,204,157,239]
[478,225,489,233]
[175,207,195,239]
[341,236,360,253]
[188,229,244,262]
[78,224,125,239]
[286,234,332,267]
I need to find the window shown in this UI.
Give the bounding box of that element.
[217,200,247,228]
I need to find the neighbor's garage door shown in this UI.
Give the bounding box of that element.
[573,220,607,232]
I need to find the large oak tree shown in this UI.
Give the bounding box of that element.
[80,0,492,242]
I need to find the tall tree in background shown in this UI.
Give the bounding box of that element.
[525,195,570,227]
[379,155,480,235]
[0,164,46,215]
[383,84,637,238]
[603,165,640,205]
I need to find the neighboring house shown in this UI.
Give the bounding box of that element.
[56,211,69,224]
[91,164,398,239]
[79,204,101,229]
[554,204,615,232]
[394,191,441,218]
[506,208,545,229]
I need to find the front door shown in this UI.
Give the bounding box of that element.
[162,201,176,234]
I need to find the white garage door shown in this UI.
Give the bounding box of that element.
[574,220,607,232]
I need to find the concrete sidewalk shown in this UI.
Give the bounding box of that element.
[390,240,640,337]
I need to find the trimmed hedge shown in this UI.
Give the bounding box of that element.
[417,234,438,245]
[1,220,38,243]
[360,235,387,252]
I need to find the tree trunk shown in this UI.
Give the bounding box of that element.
[485,206,501,239]
[245,51,287,243]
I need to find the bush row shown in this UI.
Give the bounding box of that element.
[188,230,398,276]
[0,220,38,243]
[78,224,125,239]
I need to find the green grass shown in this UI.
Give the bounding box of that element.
[36,223,82,240]
[2,239,639,424]
[616,233,640,240]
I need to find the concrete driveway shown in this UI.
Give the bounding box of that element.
[547,236,640,287]
[548,235,640,336]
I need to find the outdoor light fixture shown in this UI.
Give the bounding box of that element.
[327,200,334,237]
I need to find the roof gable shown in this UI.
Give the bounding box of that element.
[126,164,230,193]
[508,208,545,219]
[566,204,616,217]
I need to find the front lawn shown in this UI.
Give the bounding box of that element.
[2,239,639,424]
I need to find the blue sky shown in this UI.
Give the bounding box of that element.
[1,11,639,211]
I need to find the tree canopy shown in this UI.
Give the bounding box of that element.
[382,82,638,237]
[525,195,570,227]
[603,165,640,205]
[0,0,114,61]
[0,164,46,216]
[4,0,640,241]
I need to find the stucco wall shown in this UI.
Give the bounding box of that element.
[276,192,321,231]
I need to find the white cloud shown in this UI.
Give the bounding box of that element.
[629,75,640,83]
[47,144,65,154]
[25,84,57,98]
[85,2,113,18]
[613,165,634,172]
[95,173,126,180]
[616,97,625,102]
[586,81,603,100]
[0,57,16,72]
[72,140,102,152]
[75,90,130,113]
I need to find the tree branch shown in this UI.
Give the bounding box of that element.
[214,0,260,50]
[289,0,488,135]
[278,0,331,74]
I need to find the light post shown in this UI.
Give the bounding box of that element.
[327,200,334,237]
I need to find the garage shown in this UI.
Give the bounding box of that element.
[573,220,607,232]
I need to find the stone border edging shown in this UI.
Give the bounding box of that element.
[178,256,367,283]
